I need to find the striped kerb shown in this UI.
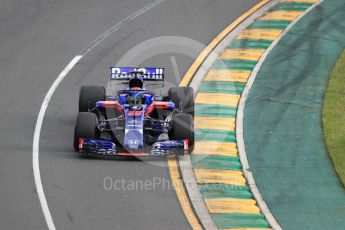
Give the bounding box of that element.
[191,0,320,229]
[204,70,251,83]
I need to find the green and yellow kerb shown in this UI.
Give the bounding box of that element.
[191,0,321,229]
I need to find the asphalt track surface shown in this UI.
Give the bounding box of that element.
[0,0,259,229]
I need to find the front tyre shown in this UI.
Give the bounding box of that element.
[169,113,194,155]
[74,112,99,151]
[168,87,194,117]
[79,86,105,112]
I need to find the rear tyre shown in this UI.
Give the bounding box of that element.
[168,87,194,117]
[169,113,194,155]
[79,86,105,112]
[74,112,99,151]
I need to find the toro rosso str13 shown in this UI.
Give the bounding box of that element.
[74,67,194,157]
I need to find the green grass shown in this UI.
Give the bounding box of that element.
[323,49,345,186]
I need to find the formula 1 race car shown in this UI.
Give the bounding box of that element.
[74,67,194,157]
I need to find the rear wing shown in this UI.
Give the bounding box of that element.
[110,67,164,81]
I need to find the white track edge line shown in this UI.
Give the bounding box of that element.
[32,1,165,229]
[236,1,325,230]
[33,55,82,230]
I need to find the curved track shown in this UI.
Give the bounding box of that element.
[0,0,259,229]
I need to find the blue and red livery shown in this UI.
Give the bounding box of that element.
[74,67,194,157]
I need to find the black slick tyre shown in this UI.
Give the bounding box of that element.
[74,112,99,151]
[79,86,105,112]
[169,113,194,155]
[168,87,194,117]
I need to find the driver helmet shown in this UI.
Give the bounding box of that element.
[128,77,144,90]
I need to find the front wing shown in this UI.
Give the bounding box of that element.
[77,138,188,156]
